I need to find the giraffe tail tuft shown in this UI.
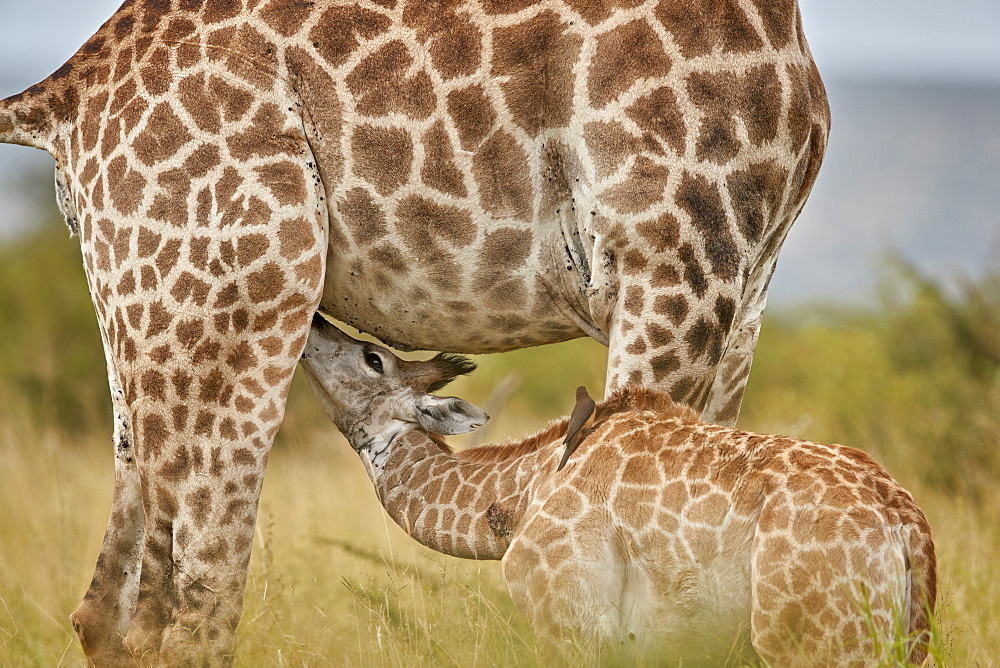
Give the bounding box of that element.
[0,79,67,153]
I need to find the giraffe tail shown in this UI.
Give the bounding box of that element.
[0,68,73,153]
[903,520,937,663]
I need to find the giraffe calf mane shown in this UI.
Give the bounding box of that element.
[405,352,477,392]
[597,385,700,423]
[426,353,477,391]
[455,385,698,464]
[455,416,570,464]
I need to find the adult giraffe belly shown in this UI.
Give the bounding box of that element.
[318,209,588,354]
[293,0,830,413]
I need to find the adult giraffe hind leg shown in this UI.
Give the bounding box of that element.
[131,214,322,662]
[701,122,834,427]
[70,349,143,666]
[73,122,327,662]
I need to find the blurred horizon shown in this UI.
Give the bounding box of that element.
[1,0,998,305]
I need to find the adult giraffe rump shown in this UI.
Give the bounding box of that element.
[0,0,829,663]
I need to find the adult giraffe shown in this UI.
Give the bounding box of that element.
[0,0,828,663]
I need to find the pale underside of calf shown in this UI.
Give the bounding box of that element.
[301,321,936,665]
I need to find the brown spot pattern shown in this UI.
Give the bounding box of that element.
[36,0,831,659]
[747,0,797,49]
[260,0,314,36]
[254,161,307,206]
[590,20,671,107]
[107,156,147,215]
[472,131,532,220]
[346,42,436,119]
[421,122,467,198]
[351,125,413,196]
[310,6,390,69]
[600,156,670,214]
[396,195,476,255]
[402,2,482,79]
[474,227,534,295]
[584,121,639,179]
[339,188,387,247]
[688,64,782,155]
[728,162,788,243]
[636,213,680,252]
[654,0,764,58]
[493,11,581,136]
[563,0,644,24]
[447,86,496,151]
[626,86,686,155]
[675,173,739,281]
[131,103,191,166]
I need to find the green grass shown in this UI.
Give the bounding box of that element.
[1,219,998,665]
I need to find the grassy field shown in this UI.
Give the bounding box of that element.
[0,223,998,665]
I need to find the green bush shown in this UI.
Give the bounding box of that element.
[0,220,108,435]
[742,260,1000,500]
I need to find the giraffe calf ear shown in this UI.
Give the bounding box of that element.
[413,395,489,435]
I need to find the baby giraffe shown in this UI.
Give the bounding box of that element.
[301,314,936,665]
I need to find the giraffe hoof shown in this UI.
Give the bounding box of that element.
[70,605,130,667]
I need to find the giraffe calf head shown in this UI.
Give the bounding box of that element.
[301,313,489,448]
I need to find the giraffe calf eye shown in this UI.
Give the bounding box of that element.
[364,352,384,374]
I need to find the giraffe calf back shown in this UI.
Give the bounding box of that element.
[502,402,936,663]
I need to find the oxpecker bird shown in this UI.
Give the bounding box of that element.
[558,386,596,471]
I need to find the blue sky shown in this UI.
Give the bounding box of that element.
[800,0,1000,84]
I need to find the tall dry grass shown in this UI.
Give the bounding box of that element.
[1,220,998,665]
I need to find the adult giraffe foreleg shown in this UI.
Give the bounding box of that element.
[603,273,744,427]
[699,270,773,427]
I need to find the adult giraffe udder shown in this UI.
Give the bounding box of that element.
[0,0,828,663]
